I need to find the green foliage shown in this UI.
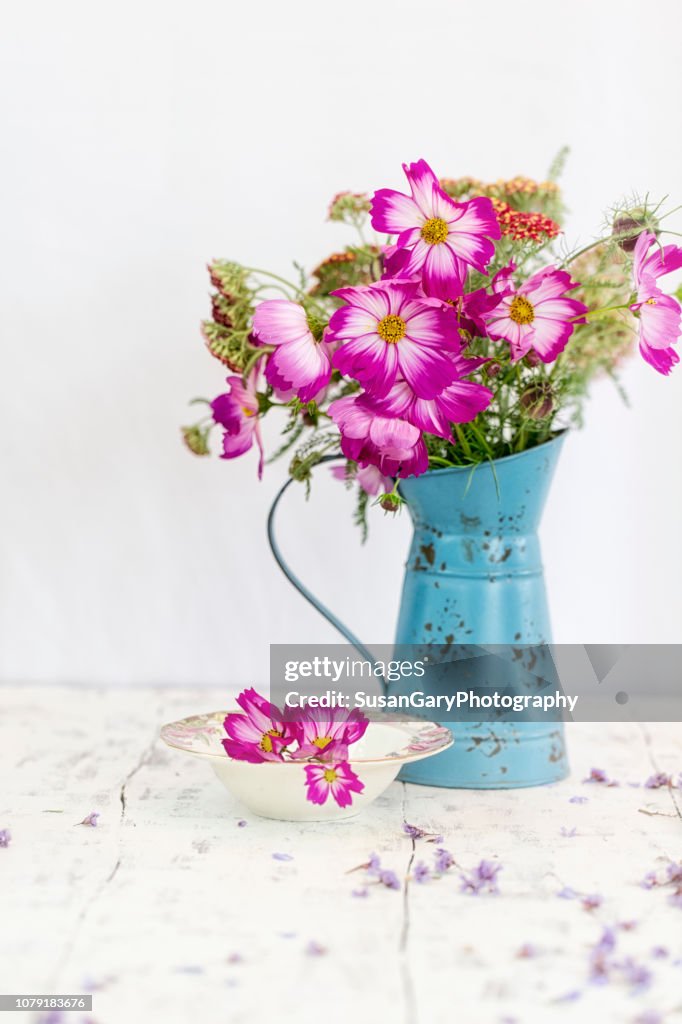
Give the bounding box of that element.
[353,487,370,544]
[309,245,382,299]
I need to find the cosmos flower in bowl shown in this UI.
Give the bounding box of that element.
[160,688,453,822]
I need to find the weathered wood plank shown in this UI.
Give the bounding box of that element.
[1,689,680,1024]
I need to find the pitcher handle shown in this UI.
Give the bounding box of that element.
[266,455,386,691]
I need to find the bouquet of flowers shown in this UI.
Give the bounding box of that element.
[183,155,682,531]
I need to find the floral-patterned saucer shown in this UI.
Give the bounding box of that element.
[160,712,453,822]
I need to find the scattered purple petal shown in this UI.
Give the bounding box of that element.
[668,888,682,908]
[272,852,293,861]
[77,812,99,827]
[237,820,248,828]
[403,822,425,839]
[555,990,582,1003]
[666,862,682,884]
[641,870,658,889]
[305,940,327,957]
[560,826,577,837]
[586,925,652,989]
[0,829,11,848]
[367,852,381,876]
[460,859,501,895]
[618,920,638,931]
[434,847,455,873]
[351,887,368,898]
[594,926,617,955]
[227,953,243,964]
[634,1013,662,1024]
[621,958,652,991]
[516,943,537,959]
[582,893,603,911]
[583,768,618,786]
[379,869,400,891]
[557,886,578,900]
[569,796,588,804]
[644,772,673,789]
[650,946,668,959]
[413,861,430,884]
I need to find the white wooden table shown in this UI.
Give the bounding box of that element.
[1,686,680,1024]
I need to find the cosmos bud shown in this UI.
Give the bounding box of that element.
[379,492,402,513]
[181,425,211,456]
[520,385,554,420]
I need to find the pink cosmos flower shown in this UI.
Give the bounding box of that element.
[330,464,393,496]
[630,231,682,375]
[371,159,500,298]
[223,687,296,763]
[252,299,333,401]
[329,280,461,399]
[373,351,492,439]
[211,373,264,478]
[303,761,364,808]
[289,707,369,761]
[328,393,428,479]
[483,266,587,362]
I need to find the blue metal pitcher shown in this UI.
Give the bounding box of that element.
[267,434,569,789]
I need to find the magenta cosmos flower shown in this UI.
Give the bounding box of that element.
[483,266,587,362]
[329,280,461,399]
[330,463,393,496]
[329,393,428,478]
[223,687,296,763]
[303,761,364,808]
[211,373,264,478]
[630,231,682,375]
[373,350,492,439]
[290,707,369,761]
[371,159,500,298]
[252,299,333,401]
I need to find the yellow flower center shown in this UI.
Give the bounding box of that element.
[509,295,535,325]
[420,217,449,245]
[323,768,338,784]
[312,736,333,749]
[242,406,255,418]
[259,728,283,753]
[646,297,657,305]
[377,314,407,344]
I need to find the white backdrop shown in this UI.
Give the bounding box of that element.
[2,0,681,687]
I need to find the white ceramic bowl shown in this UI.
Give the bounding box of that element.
[160,711,453,821]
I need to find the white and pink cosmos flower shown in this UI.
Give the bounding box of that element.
[329,393,429,479]
[483,266,587,362]
[328,280,461,399]
[252,299,333,402]
[371,159,500,298]
[630,231,682,375]
[373,351,493,440]
[222,688,296,763]
[330,463,393,496]
[289,707,369,761]
[211,372,264,478]
[303,761,364,808]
